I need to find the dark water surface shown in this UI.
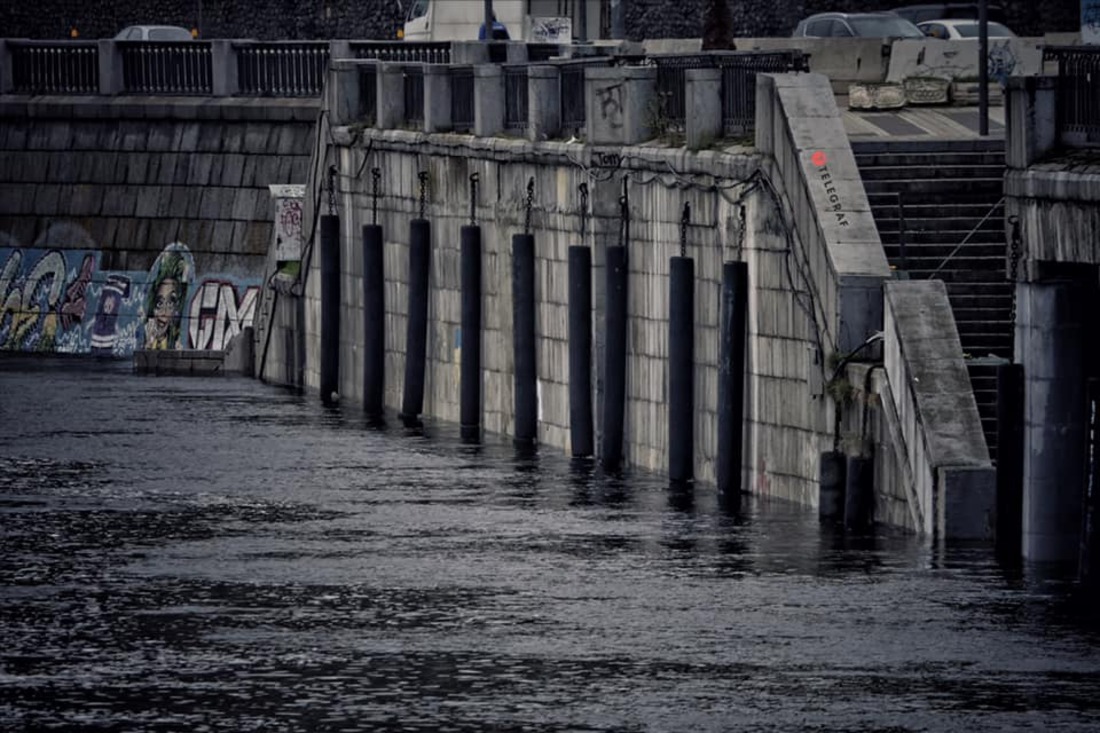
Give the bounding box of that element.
[2,355,1099,732]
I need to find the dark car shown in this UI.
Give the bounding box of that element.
[792,12,925,39]
[891,4,1007,25]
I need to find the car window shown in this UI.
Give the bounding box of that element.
[953,21,1015,38]
[921,23,948,39]
[148,27,192,41]
[119,27,141,40]
[805,19,830,37]
[407,0,429,20]
[848,16,925,38]
[830,20,855,37]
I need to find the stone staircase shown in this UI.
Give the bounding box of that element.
[853,138,1010,462]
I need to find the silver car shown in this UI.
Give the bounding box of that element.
[792,12,925,39]
[114,25,194,41]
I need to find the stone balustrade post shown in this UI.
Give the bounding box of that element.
[211,40,239,97]
[423,64,453,133]
[585,65,657,145]
[326,59,361,126]
[474,64,504,137]
[527,65,560,142]
[1006,76,1058,170]
[377,62,405,129]
[0,41,13,94]
[329,40,351,60]
[452,41,489,65]
[97,39,123,95]
[686,68,722,150]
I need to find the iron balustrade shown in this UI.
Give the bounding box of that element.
[10,41,99,95]
[352,42,451,64]
[359,65,378,125]
[504,65,529,134]
[451,66,475,133]
[1045,46,1100,147]
[558,57,614,139]
[119,41,213,95]
[236,42,329,97]
[403,65,425,127]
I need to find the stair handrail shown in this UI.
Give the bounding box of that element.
[927,196,1006,279]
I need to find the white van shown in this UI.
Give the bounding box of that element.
[401,0,598,42]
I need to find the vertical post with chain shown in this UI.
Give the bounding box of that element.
[602,178,629,471]
[402,170,432,423]
[460,172,483,440]
[669,201,695,483]
[997,214,1025,557]
[319,166,341,406]
[568,182,594,457]
[513,176,538,447]
[363,167,386,419]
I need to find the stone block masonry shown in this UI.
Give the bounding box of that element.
[0,96,317,356]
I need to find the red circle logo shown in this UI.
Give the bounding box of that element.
[811,151,828,167]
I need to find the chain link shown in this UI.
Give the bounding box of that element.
[417,171,429,220]
[579,182,589,243]
[371,168,381,225]
[679,202,691,258]
[524,177,535,235]
[619,177,629,249]
[736,203,747,255]
[1008,214,1022,328]
[327,165,337,215]
[469,172,479,226]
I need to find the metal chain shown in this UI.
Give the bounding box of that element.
[579,182,589,243]
[1008,214,1022,328]
[619,177,629,249]
[680,202,691,258]
[469,172,479,226]
[327,165,337,215]
[524,177,535,235]
[371,168,381,225]
[736,203,747,254]
[417,171,428,220]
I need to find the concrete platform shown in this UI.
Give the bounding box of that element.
[841,103,1007,142]
[134,349,225,376]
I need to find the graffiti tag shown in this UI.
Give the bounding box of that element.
[188,281,260,351]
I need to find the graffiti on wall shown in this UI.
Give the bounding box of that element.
[1,236,261,357]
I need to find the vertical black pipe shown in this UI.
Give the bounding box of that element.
[569,245,594,457]
[1080,379,1100,592]
[669,256,694,483]
[401,218,431,420]
[718,261,749,499]
[996,362,1024,560]
[844,454,874,530]
[363,223,385,418]
[319,214,340,406]
[602,245,628,471]
[512,233,537,446]
[461,225,482,436]
[819,451,847,524]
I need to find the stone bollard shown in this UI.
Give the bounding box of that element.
[423,64,453,133]
[97,40,123,95]
[584,66,657,145]
[210,40,239,97]
[528,65,561,142]
[685,68,721,150]
[1006,76,1058,170]
[377,62,406,129]
[474,64,504,137]
[325,59,361,126]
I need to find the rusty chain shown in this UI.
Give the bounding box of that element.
[524,177,535,235]
[417,171,429,220]
[680,202,691,258]
[579,182,589,243]
[371,168,381,225]
[469,172,479,226]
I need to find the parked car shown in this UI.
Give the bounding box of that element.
[918,19,1017,39]
[891,4,1007,25]
[114,25,194,41]
[792,12,925,39]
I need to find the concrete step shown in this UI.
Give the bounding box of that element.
[950,307,1012,323]
[863,178,1005,195]
[882,245,1006,262]
[948,293,1013,310]
[857,164,1006,181]
[956,319,1013,335]
[870,202,1005,219]
[898,269,1008,283]
[945,281,1014,296]
[872,217,1005,234]
[885,257,1007,274]
[855,152,1006,168]
[879,230,1005,246]
[852,138,1005,155]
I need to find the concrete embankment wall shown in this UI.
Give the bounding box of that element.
[0,97,317,355]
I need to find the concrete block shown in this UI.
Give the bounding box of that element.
[474,64,504,138]
[686,68,721,151]
[528,65,560,142]
[423,64,452,133]
[848,83,906,111]
[377,63,405,129]
[903,77,950,106]
[325,60,361,127]
[585,66,657,146]
[937,466,995,540]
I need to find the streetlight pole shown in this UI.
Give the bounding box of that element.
[979,0,988,136]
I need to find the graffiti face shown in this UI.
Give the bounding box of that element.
[146,278,183,349]
[0,249,67,351]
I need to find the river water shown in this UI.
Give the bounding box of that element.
[2,355,1099,732]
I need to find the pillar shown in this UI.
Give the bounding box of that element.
[97,39,123,95]
[584,66,657,145]
[423,64,453,133]
[528,65,561,142]
[377,62,405,129]
[210,39,239,97]
[325,59,359,126]
[474,64,504,137]
[685,68,721,150]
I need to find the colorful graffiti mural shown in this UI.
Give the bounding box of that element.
[0,240,262,357]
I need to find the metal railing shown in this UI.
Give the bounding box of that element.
[504,64,529,134]
[451,65,475,133]
[558,57,613,139]
[118,41,212,94]
[351,41,450,64]
[1045,46,1100,147]
[403,64,424,127]
[9,41,99,94]
[236,42,329,96]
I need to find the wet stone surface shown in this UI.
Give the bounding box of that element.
[2,355,1100,732]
